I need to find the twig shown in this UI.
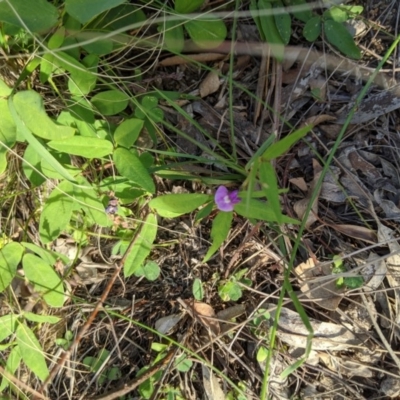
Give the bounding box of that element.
[33,211,149,399]
[0,365,49,400]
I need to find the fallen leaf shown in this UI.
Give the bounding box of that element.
[155,314,182,335]
[202,365,226,400]
[199,70,221,98]
[330,224,377,244]
[192,301,220,335]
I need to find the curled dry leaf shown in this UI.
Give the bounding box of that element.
[267,306,367,350]
[155,314,182,335]
[294,257,343,311]
[199,70,221,98]
[192,301,220,335]
[330,224,377,244]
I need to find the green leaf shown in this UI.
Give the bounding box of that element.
[257,346,269,362]
[262,125,312,160]
[113,147,155,193]
[323,6,349,23]
[114,118,144,148]
[323,19,361,59]
[0,345,22,392]
[23,254,65,307]
[0,78,12,97]
[185,17,227,49]
[258,161,284,223]
[203,211,232,262]
[13,91,75,141]
[192,278,204,301]
[175,354,192,372]
[22,144,46,186]
[0,150,7,175]
[303,15,321,42]
[16,322,49,381]
[0,314,17,342]
[72,182,113,228]
[0,99,16,146]
[0,242,24,293]
[39,180,74,243]
[234,198,299,224]
[175,0,204,13]
[0,0,57,32]
[23,313,60,324]
[41,151,73,180]
[124,213,158,277]
[9,96,77,183]
[218,281,242,301]
[21,242,69,266]
[48,27,65,50]
[65,0,126,24]
[149,193,210,218]
[48,136,113,158]
[135,261,160,281]
[92,90,129,116]
[161,20,185,53]
[283,0,313,23]
[274,1,291,45]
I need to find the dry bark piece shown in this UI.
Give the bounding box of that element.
[361,252,387,292]
[158,53,226,67]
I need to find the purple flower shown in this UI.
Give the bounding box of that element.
[214,186,241,212]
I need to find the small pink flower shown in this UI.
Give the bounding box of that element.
[214,186,241,212]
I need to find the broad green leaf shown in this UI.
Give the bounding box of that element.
[48,27,65,50]
[218,281,242,301]
[21,242,69,266]
[203,211,232,262]
[114,118,144,148]
[16,322,49,381]
[40,53,56,84]
[13,91,75,140]
[124,213,158,277]
[234,198,299,224]
[323,6,349,23]
[65,0,126,24]
[161,20,185,53]
[23,313,60,324]
[274,1,291,45]
[303,16,321,42]
[283,0,313,23]
[0,99,17,146]
[135,261,160,281]
[71,181,113,227]
[0,242,24,293]
[0,79,12,97]
[77,31,114,55]
[257,0,284,61]
[113,147,155,193]
[324,20,361,59]
[22,144,46,186]
[0,150,7,175]
[185,17,227,49]
[92,90,129,115]
[100,176,144,204]
[192,278,204,300]
[262,125,312,160]
[257,346,269,362]
[175,0,204,13]
[149,193,210,218]
[259,161,284,223]
[175,354,192,372]
[0,345,21,392]
[48,136,113,158]
[39,180,74,243]
[41,151,74,180]
[23,254,65,307]
[0,0,57,32]
[0,314,17,342]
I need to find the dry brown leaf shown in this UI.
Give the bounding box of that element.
[199,70,220,98]
[302,114,336,127]
[330,224,377,244]
[289,177,307,191]
[155,314,182,335]
[268,306,366,350]
[294,257,344,311]
[362,252,387,292]
[192,301,220,335]
[202,365,226,400]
